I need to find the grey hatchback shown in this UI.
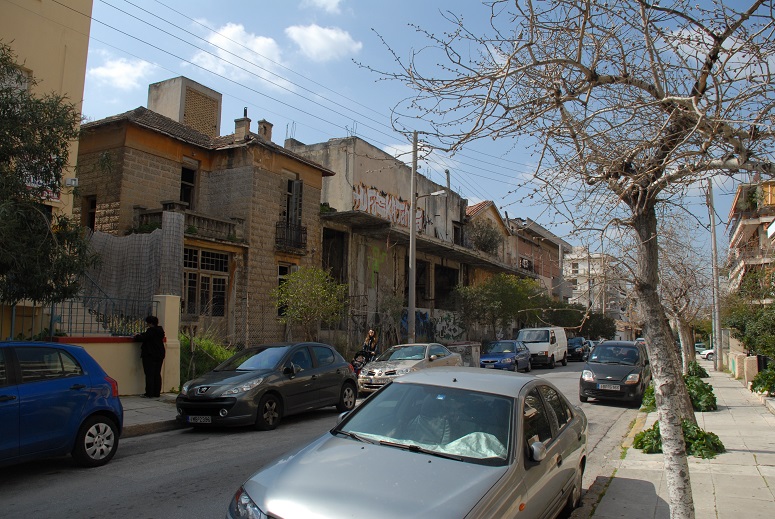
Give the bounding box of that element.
[176,342,357,430]
[227,367,587,519]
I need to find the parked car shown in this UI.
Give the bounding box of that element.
[227,367,588,519]
[516,327,568,368]
[567,337,590,361]
[480,340,531,372]
[579,340,651,405]
[700,349,715,361]
[176,342,357,430]
[0,341,123,468]
[357,343,463,393]
[694,343,707,354]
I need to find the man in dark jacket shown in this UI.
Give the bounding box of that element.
[135,315,166,398]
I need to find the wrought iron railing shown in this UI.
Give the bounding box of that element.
[275,221,307,251]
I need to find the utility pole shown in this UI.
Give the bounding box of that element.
[408,131,418,343]
[706,179,724,371]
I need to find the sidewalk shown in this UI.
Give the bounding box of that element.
[581,364,775,518]
[121,393,181,438]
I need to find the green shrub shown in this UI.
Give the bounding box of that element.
[684,375,718,411]
[640,384,656,412]
[179,333,235,387]
[751,367,775,395]
[687,361,709,378]
[633,420,725,459]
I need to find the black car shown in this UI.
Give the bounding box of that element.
[579,340,651,405]
[567,337,590,361]
[176,342,358,430]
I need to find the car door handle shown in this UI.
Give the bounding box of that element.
[70,384,87,390]
[0,394,17,402]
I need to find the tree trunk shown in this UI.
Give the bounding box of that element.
[632,206,695,519]
[676,318,696,375]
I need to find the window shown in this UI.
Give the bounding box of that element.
[16,347,83,383]
[180,167,196,209]
[183,247,229,317]
[571,262,579,275]
[284,179,303,226]
[523,388,553,446]
[538,385,573,431]
[429,344,448,358]
[313,346,335,367]
[84,196,96,230]
[277,263,299,316]
[290,347,313,371]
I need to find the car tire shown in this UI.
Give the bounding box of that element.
[561,353,568,366]
[563,462,585,514]
[549,355,556,369]
[706,352,715,361]
[579,395,588,403]
[524,359,532,373]
[71,415,119,468]
[336,382,357,412]
[255,393,282,431]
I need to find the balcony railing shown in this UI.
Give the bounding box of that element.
[276,221,307,252]
[138,204,245,243]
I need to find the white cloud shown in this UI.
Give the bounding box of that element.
[301,0,343,14]
[87,56,155,91]
[190,23,293,90]
[285,24,362,62]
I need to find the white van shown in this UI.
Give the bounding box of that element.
[516,327,568,368]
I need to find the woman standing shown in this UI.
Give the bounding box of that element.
[135,315,166,398]
[363,329,379,359]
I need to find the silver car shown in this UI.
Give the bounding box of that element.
[227,367,588,519]
[358,342,463,393]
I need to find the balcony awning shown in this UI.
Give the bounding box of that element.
[321,210,537,277]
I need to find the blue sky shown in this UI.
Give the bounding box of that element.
[80,0,736,251]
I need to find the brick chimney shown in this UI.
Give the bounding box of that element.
[257,119,273,142]
[235,107,251,141]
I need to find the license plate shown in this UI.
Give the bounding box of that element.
[187,415,212,424]
[484,364,495,368]
[373,378,388,384]
[598,383,621,391]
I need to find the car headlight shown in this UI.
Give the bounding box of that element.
[395,367,413,375]
[221,378,264,396]
[625,373,641,385]
[501,357,514,363]
[228,487,267,519]
[581,370,595,382]
[180,382,191,396]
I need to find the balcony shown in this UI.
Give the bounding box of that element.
[137,202,245,243]
[276,221,307,253]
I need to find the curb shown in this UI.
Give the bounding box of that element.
[122,419,185,438]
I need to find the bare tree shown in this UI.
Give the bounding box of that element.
[370,1,775,516]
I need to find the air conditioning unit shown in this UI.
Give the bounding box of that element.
[64,177,79,187]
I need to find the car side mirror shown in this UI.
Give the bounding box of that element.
[529,441,547,462]
[429,354,437,361]
[337,411,350,423]
[582,353,589,361]
[550,337,556,345]
[283,363,299,376]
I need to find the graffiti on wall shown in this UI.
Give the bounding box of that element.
[352,183,424,231]
[399,308,465,343]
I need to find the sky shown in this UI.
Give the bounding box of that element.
[76,0,739,253]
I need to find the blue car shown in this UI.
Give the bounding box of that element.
[0,341,124,468]
[479,340,532,372]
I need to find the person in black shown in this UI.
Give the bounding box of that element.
[135,315,166,398]
[363,329,379,359]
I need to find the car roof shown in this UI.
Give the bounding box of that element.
[393,366,535,397]
[0,341,84,351]
[597,340,637,347]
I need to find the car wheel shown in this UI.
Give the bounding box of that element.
[255,393,282,430]
[561,353,568,366]
[549,355,556,369]
[563,462,585,514]
[579,394,588,403]
[71,415,119,467]
[336,382,357,412]
[706,352,715,361]
[524,359,532,373]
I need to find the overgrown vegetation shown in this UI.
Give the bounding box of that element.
[633,420,725,459]
[466,219,502,255]
[179,332,235,387]
[684,375,718,412]
[640,385,656,412]
[687,361,709,379]
[751,367,775,395]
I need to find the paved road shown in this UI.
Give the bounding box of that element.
[0,363,635,518]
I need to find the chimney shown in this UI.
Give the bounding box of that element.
[257,119,273,142]
[235,107,251,141]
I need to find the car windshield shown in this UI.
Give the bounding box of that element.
[376,345,427,361]
[335,382,512,466]
[517,329,549,343]
[215,346,291,371]
[588,345,639,365]
[485,341,516,354]
[568,338,583,346]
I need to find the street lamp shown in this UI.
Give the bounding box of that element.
[408,186,447,343]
